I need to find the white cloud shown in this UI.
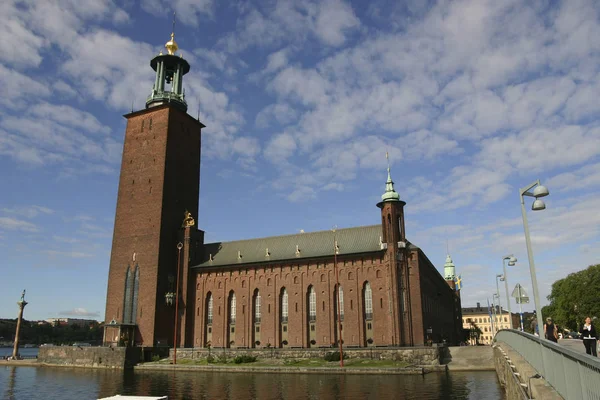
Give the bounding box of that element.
[218,0,360,53]
[264,133,297,164]
[2,206,54,219]
[547,162,600,192]
[140,0,214,26]
[255,103,298,128]
[314,0,360,46]
[0,216,39,232]
[44,250,94,258]
[59,308,100,317]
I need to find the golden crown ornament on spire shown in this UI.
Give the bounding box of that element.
[165,32,178,55]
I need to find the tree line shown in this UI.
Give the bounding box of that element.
[542,264,600,332]
[0,319,103,346]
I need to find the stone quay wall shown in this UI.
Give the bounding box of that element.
[493,343,561,400]
[38,346,146,369]
[170,346,445,366]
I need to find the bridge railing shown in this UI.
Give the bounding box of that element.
[495,329,600,400]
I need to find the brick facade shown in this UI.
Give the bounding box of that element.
[104,104,204,347]
[103,51,462,350]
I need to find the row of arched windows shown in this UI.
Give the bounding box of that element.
[204,282,374,326]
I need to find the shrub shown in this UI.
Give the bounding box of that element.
[206,354,216,364]
[233,355,257,364]
[281,340,288,346]
[151,354,160,362]
[324,351,348,362]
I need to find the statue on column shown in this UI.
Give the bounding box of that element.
[20,289,26,302]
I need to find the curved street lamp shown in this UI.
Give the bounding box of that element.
[502,254,517,329]
[519,179,549,377]
[519,180,549,336]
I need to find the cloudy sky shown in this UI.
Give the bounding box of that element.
[1,0,599,322]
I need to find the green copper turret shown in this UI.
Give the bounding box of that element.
[146,32,189,112]
[444,254,456,280]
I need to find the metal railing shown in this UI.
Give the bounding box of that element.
[496,330,600,400]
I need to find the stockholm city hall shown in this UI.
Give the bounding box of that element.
[103,31,463,350]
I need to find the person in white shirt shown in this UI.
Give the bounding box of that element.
[579,317,597,357]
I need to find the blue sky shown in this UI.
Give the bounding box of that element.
[1,0,599,322]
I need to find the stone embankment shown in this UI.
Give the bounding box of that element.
[171,346,443,366]
[36,346,144,369]
[493,342,562,400]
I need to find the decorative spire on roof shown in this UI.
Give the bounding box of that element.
[381,151,400,202]
[165,12,179,55]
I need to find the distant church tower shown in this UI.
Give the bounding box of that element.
[103,29,205,347]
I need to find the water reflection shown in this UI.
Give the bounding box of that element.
[0,366,504,400]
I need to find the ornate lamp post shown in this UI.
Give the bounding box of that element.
[333,226,344,367]
[12,290,28,360]
[501,255,517,329]
[173,242,183,365]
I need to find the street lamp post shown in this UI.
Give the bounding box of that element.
[519,180,549,339]
[502,255,517,329]
[519,179,549,377]
[173,242,183,365]
[333,226,344,367]
[495,275,504,330]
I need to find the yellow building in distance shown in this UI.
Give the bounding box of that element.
[462,303,520,345]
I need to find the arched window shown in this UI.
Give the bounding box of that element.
[281,288,288,323]
[308,286,316,322]
[207,293,213,324]
[254,290,261,323]
[229,292,236,325]
[131,265,140,322]
[123,266,132,323]
[364,282,373,320]
[335,285,344,321]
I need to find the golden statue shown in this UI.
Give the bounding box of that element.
[182,210,195,228]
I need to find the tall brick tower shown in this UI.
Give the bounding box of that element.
[103,30,205,347]
[376,153,411,346]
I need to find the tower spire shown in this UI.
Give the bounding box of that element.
[380,151,400,203]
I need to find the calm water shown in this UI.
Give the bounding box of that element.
[0,364,504,400]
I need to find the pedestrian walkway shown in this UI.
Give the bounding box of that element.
[558,338,599,357]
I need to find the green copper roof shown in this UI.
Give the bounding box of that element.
[444,254,456,280]
[193,225,406,269]
[381,166,400,202]
[444,254,455,268]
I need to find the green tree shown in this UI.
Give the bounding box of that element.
[544,264,600,331]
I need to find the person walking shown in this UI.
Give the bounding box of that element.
[544,317,558,343]
[579,317,597,357]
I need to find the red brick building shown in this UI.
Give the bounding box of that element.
[103,34,462,349]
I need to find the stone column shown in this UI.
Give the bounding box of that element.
[12,294,28,360]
